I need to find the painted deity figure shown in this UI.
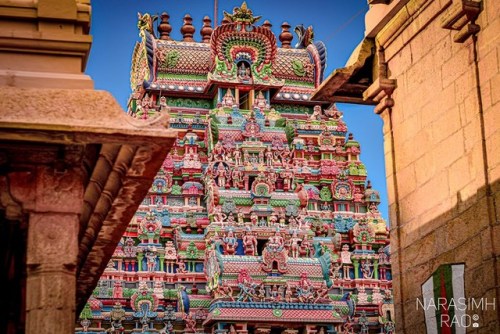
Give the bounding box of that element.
[378,246,389,265]
[216,163,227,188]
[384,321,396,334]
[268,214,278,227]
[221,89,235,108]
[267,231,284,252]
[176,259,187,274]
[212,142,225,161]
[296,272,314,303]
[358,310,369,334]
[278,210,286,227]
[253,91,269,111]
[112,281,123,299]
[289,230,302,258]
[236,269,257,302]
[280,168,294,191]
[183,313,196,333]
[265,146,274,167]
[232,169,243,189]
[237,211,245,226]
[284,281,294,302]
[223,230,238,255]
[257,283,266,301]
[233,148,242,166]
[107,302,125,334]
[300,234,312,257]
[314,281,329,303]
[213,205,227,225]
[160,321,173,334]
[215,279,234,301]
[330,261,342,279]
[145,249,157,272]
[361,260,373,279]
[243,230,258,256]
[309,105,322,120]
[250,212,258,226]
[340,244,352,279]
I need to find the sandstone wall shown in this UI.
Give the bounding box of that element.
[376,0,500,332]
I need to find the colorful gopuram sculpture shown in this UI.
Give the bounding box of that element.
[76,3,393,334]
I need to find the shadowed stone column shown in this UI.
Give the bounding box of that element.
[14,166,84,333]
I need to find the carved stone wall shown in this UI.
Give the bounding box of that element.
[368,0,500,332]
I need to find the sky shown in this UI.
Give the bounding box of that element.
[86,0,388,220]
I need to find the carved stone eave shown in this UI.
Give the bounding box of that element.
[440,0,482,43]
[0,87,177,314]
[311,38,375,104]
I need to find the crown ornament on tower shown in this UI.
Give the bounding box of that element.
[223,1,262,24]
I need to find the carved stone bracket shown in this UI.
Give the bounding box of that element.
[441,0,483,43]
[363,47,397,114]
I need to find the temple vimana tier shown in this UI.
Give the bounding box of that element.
[76,3,393,334]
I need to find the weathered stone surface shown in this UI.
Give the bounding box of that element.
[315,0,500,331]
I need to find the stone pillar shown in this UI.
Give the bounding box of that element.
[373,260,379,280]
[352,260,359,279]
[137,253,144,271]
[20,166,83,334]
[159,253,165,272]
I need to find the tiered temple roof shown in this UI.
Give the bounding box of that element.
[76,3,394,334]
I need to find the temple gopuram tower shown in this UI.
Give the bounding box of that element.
[76,3,393,334]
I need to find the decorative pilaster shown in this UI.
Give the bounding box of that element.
[373,260,379,280]
[19,166,84,334]
[352,260,360,279]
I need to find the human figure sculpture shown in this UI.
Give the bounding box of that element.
[361,260,373,279]
[243,230,258,256]
[215,279,234,301]
[340,244,352,279]
[289,230,302,258]
[216,163,227,188]
[223,230,238,255]
[284,282,294,303]
[236,269,257,302]
[300,234,312,257]
[183,313,196,333]
[112,281,123,299]
[213,206,227,225]
[233,148,242,166]
[232,169,243,189]
[176,259,187,274]
[296,272,314,303]
[265,146,274,167]
[250,212,258,226]
[145,249,157,272]
[314,281,329,303]
[267,231,284,252]
[309,105,322,120]
[330,261,342,279]
[358,310,369,334]
[269,214,278,227]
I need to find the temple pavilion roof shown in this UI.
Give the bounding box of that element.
[130,3,328,104]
